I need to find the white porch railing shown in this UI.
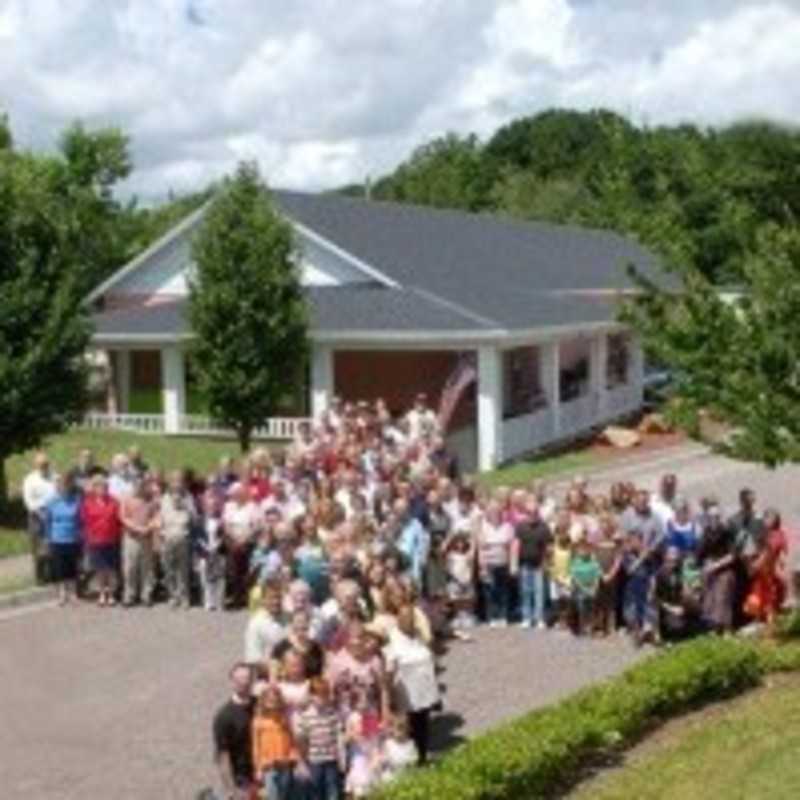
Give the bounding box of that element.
[181,415,307,440]
[83,413,166,433]
[80,413,307,440]
[501,407,554,462]
[606,383,643,419]
[559,393,598,440]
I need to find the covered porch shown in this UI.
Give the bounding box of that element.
[90,345,307,441]
[89,326,643,469]
[310,327,644,472]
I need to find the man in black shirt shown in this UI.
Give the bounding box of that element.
[512,501,552,629]
[212,662,255,799]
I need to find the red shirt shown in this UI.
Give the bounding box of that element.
[247,473,272,502]
[80,494,122,547]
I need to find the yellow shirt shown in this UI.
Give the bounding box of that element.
[551,542,572,585]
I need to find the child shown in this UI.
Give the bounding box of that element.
[593,524,623,636]
[381,715,418,784]
[622,531,656,646]
[549,525,573,631]
[344,687,383,798]
[295,678,345,800]
[444,532,476,636]
[252,685,299,800]
[681,552,703,619]
[569,539,601,636]
[197,491,226,611]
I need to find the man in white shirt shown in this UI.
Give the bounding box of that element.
[244,584,287,665]
[405,393,439,442]
[108,453,135,501]
[651,473,678,529]
[22,452,57,583]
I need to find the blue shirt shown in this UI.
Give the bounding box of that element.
[398,517,430,587]
[44,494,82,545]
[666,520,699,555]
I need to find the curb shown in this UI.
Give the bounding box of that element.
[0,585,57,612]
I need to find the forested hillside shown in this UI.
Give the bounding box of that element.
[352,109,800,284]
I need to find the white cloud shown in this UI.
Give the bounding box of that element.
[1,0,799,199]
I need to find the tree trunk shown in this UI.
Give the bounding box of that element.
[0,456,8,513]
[237,426,252,455]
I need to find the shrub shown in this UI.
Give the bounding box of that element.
[755,640,800,672]
[371,637,763,800]
[777,609,800,639]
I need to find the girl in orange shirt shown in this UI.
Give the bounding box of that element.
[252,685,300,799]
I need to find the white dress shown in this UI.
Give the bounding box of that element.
[381,737,418,783]
[383,630,439,712]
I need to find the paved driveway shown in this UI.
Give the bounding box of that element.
[2,443,799,799]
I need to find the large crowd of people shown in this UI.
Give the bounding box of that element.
[21,393,800,800]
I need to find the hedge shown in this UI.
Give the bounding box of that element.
[371,637,776,800]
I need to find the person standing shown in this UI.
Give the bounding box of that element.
[511,500,552,629]
[295,678,345,800]
[477,501,514,627]
[107,453,135,501]
[80,475,122,606]
[159,470,195,609]
[22,452,57,584]
[698,506,737,634]
[383,604,440,765]
[43,472,83,606]
[120,479,159,607]
[213,663,256,800]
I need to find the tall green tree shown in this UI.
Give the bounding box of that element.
[188,162,309,452]
[373,133,490,211]
[58,122,134,294]
[0,145,92,507]
[624,223,800,465]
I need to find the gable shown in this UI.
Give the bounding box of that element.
[107,224,379,303]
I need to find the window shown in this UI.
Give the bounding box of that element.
[502,346,546,419]
[559,338,591,402]
[606,334,630,389]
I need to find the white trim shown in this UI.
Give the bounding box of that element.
[86,202,400,307]
[310,344,334,419]
[477,345,502,471]
[92,320,630,349]
[290,220,401,289]
[85,203,209,304]
[161,346,186,434]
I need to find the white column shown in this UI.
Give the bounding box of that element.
[477,345,503,472]
[161,346,186,434]
[116,349,132,414]
[541,340,561,437]
[310,344,334,421]
[591,334,608,421]
[630,335,645,405]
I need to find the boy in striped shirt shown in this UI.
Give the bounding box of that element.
[295,677,345,799]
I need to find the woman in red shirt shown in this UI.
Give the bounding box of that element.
[744,507,788,633]
[80,475,123,606]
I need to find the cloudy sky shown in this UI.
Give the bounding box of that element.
[2,0,799,200]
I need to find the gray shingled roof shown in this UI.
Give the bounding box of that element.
[274,190,665,330]
[93,286,509,340]
[93,190,663,339]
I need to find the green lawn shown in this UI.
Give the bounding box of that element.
[479,449,600,487]
[571,676,800,800]
[5,428,243,492]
